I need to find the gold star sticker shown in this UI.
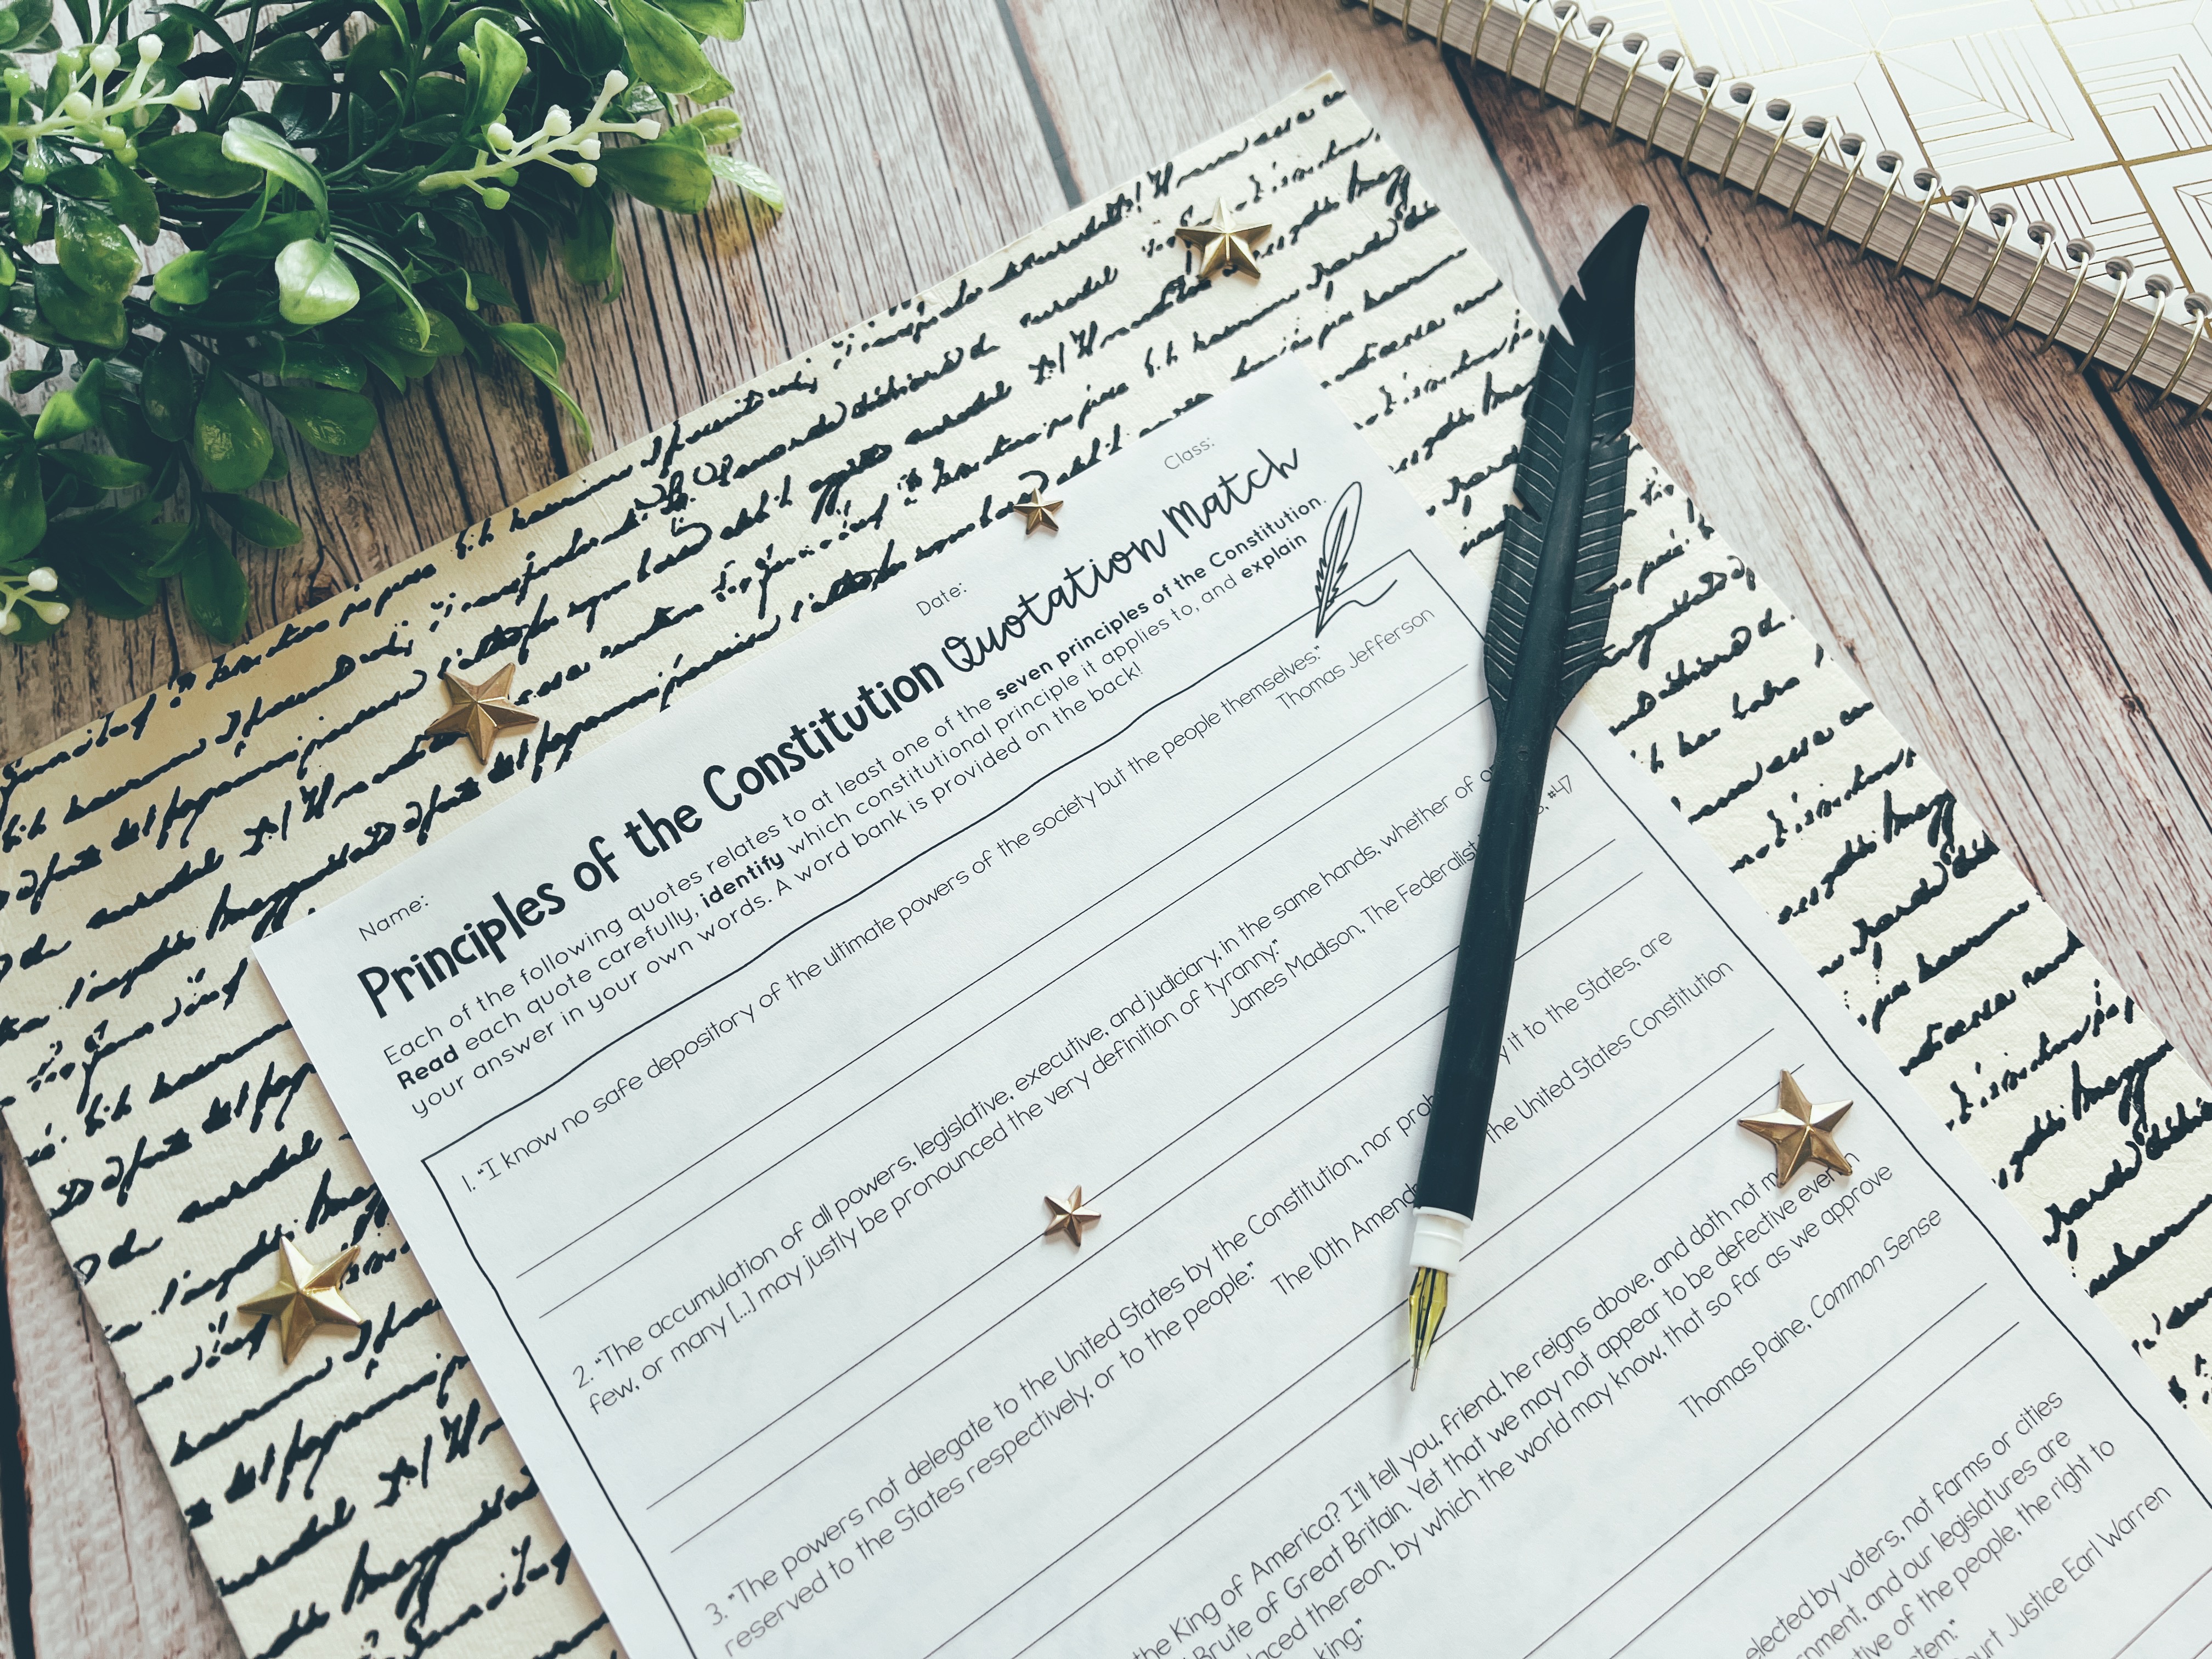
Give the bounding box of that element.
[237,1238,365,1365]
[421,663,539,764]
[1739,1071,1854,1185]
[1043,1187,1103,1248]
[1003,487,1063,535]
[1173,198,1272,281]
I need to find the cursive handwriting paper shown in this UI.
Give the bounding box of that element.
[4,72,2211,1659]
[255,358,2212,1655]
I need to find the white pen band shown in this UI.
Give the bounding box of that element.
[1408,1206,1470,1272]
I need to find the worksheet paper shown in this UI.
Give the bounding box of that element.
[256,362,2212,1658]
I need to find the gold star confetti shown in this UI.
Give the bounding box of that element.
[1174,198,1272,281]
[237,1238,365,1365]
[1739,1070,1854,1185]
[1003,487,1063,536]
[421,663,540,764]
[1043,1187,1103,1248]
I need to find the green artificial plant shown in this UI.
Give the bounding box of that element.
[0,0,779,644]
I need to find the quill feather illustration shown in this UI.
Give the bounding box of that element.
[1404,206,1649,1386]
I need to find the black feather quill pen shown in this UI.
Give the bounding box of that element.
[1404,206,1648,1387]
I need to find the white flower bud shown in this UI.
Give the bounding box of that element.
[543,105,571,137]
[27,568,57,592]
[29,600,69,625]
[633,119,661,141]
[119,142,137,163]
[602,69,629,97]
[482,186,511,210]
[89,43,121,76]
[577,136,600,160]
[61,91,93,119]
[0,611,19,637]
[138,34,163,62]
[486,121,514,150]
[171,82,202,110]
[568,161,596,188]
[102,125,127,150]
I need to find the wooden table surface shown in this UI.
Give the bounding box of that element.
[6,2,2212,1652]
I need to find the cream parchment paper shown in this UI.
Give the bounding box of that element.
[3,74,2206,1659]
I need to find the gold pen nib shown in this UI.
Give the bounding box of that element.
[1407,1266,1448,1391]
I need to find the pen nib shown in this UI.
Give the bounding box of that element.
[1407,1266,1448,1391]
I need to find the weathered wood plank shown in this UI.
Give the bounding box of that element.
[1452,63,2212,1074]
[3,1130,241,1659]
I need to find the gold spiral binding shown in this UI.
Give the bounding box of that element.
[1855,153,1905,257]
[1963,204,2016,312]
[1504,0,1548,91]
[2152,297,2208,409]
[1468,0,1504,67]
[1781,116,1833,220]
[2033,241,2097,356]
[1680,66,1723,178]
[1821,135,1867,236]
[1746,100,1798,206]
[1604,34,1651,137]
[1537,3,1579,99]
[1570,15,1614,122]
[1431,0,1457,48]
[1713,83,1758,187]
[1641,50,1687,159]
[2076,258,2136,367]
[2115,275,2172,387]
[1888,170,1944,278]
[2003,224,2057,328]
[1927,188,1977,291]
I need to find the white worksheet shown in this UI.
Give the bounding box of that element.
[258,361,2212,1658]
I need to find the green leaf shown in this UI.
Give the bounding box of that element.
[179,518,250,641]
[563,188,619,285]
[331,232,432,349]
[44,449,154,490]
[33,262,127,349]
[458,16,529,136]
[99,394,165,467]
[189,371,274,492]
[681,106,743,145]
[343,22,406,101]
[2,0,52,51]
[597,135,715,213]
[0,447,44,562]
[55,199,139,303]
[523,0,622,76]
[33,358,104,440]
[610,0,715,97]
[219,337,368,390]
[274,238,360,325]
[709,152,783,214]
[207,492,303,546]
[155,248,212,304]
[139,131,264,198]
[660,0,741,39]
[142,337,198,442]
[43,508,163,618]
[490,321,591,446]
[221,118,328,232]
[49,156,162,241]
[262,381,377,454]
[249,33,336,84]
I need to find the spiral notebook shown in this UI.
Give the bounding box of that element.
[1375,0,2212,417]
